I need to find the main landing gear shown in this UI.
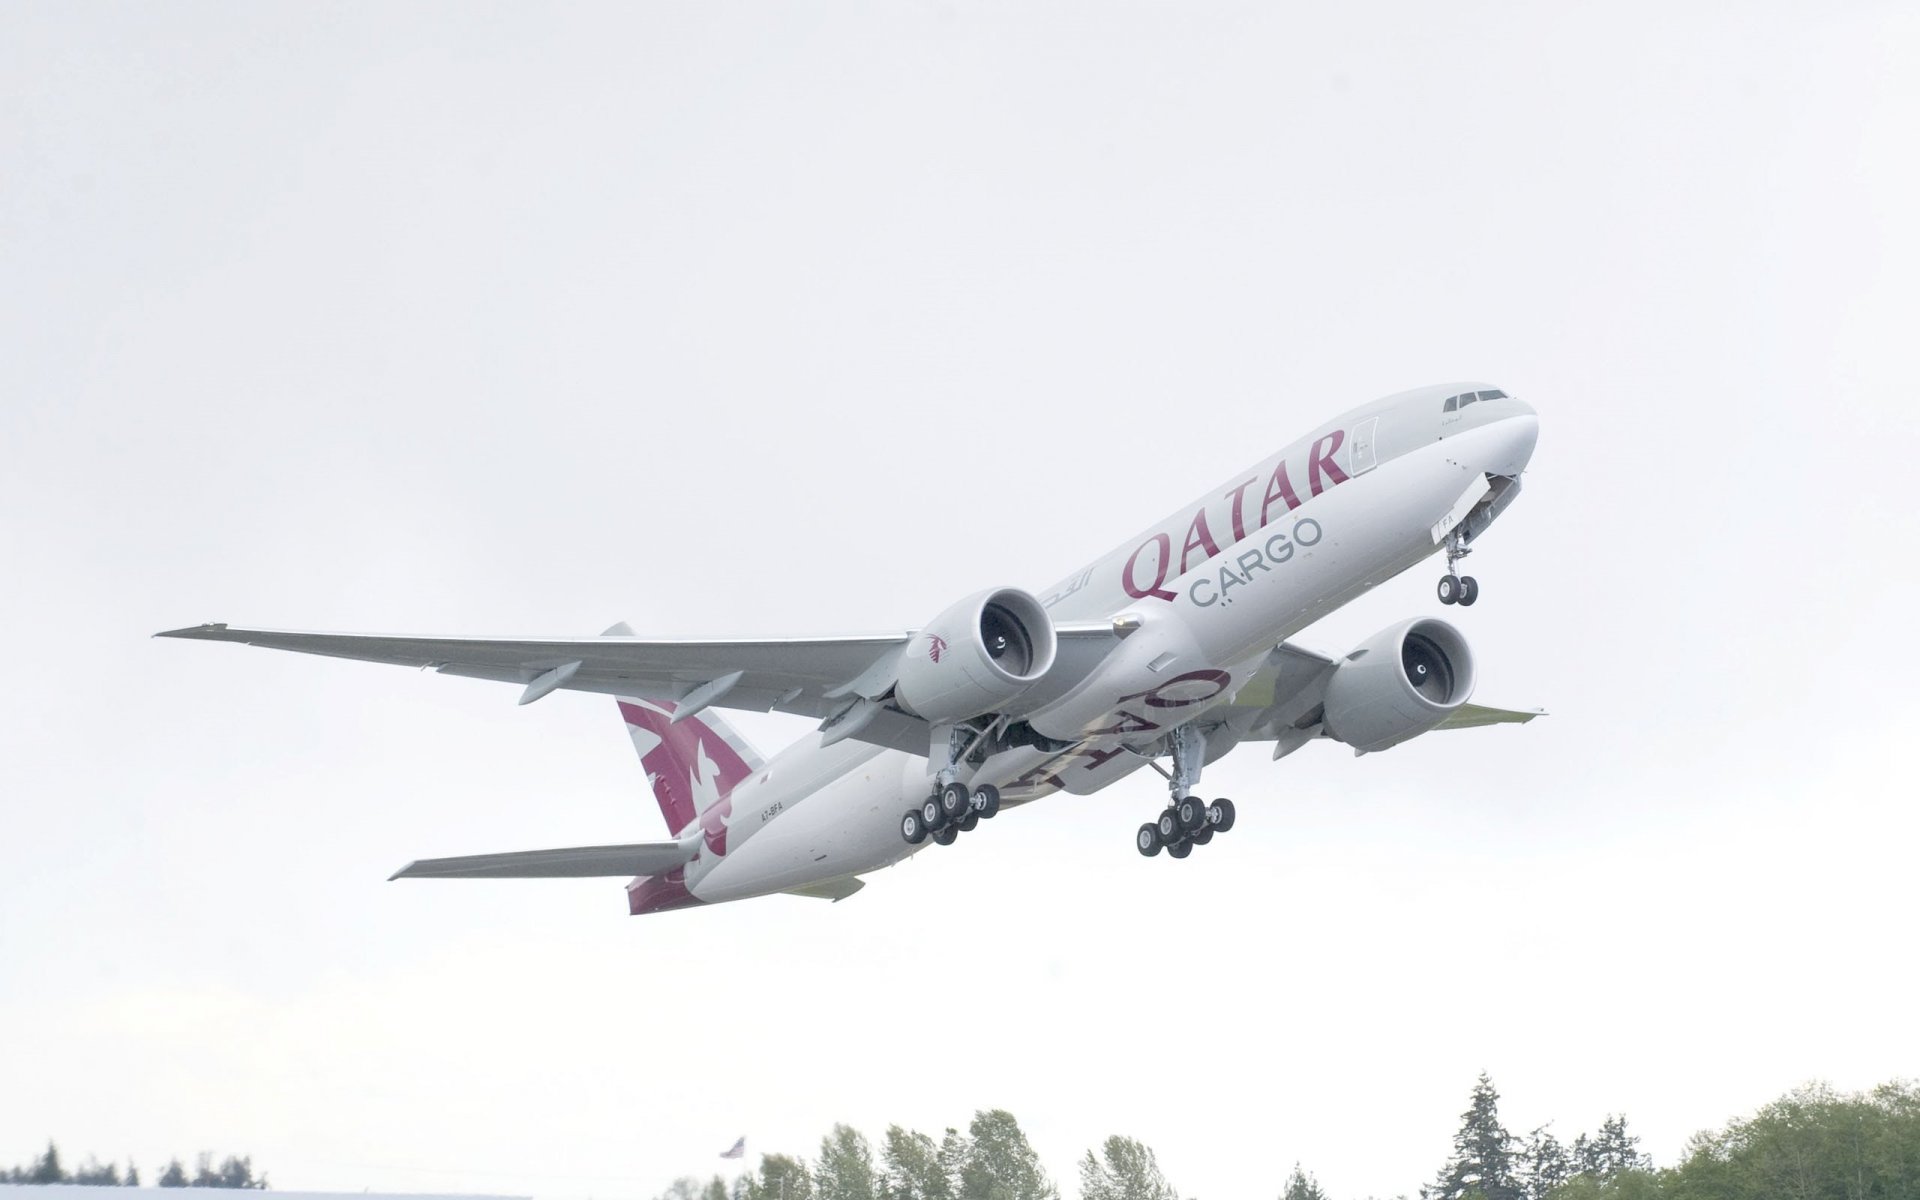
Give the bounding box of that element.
[902,724,1003,848]
[1437,530,1479,607]
[899,781,1001,847]
[1135,724,1238,859]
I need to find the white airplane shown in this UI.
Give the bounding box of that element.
[160,382,1541,915]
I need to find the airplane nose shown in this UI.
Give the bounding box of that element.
[1499,410,1539,476]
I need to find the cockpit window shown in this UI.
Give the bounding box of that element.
[1477,389,1508,401]
[1444,395,1457,412]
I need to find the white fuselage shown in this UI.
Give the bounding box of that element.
[669,383,1539,908]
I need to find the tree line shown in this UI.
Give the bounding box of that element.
[656,1076,1918,1200]
[652,1109,1173,1200]
[2,1145,265,1189]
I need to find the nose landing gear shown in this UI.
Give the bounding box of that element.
[1135,724,1238,859]
[1437,530,1479,606]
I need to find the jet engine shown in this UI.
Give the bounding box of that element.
[1321,617,1475,753]
[891,587,1057,725]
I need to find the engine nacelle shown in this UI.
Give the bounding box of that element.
[1321,617,1475,753]
[892,587,1057,725]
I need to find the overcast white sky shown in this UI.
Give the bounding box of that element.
[4,3,1917,1198]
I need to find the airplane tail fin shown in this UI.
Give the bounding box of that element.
[604,623,765,837]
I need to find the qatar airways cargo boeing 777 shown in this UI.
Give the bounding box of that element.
[160,382,1542,915]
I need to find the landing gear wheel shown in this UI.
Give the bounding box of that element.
[959,810,980,833]
[1157,808,1180,843]
[1191,827,1214,846]
[1167,840,1193,859]
[932,825,959,846]
[1209,798,1236,833]
[920,795,946,830]
[1177,794,1207,833]
[969,784,1001,820]
[901,810,928,845]
[1437,575,1459,605]
[1457,575,1479,606]
[1136,823,1163,857]
[939,781,970,821]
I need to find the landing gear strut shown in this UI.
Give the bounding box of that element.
[1437,530,1479,607]
[899,724,1002,848]
[1135,724,1238,859]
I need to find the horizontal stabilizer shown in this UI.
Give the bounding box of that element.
[390,841,694,880]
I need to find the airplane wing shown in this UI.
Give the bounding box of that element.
[390,841,694,880]
[156,621,1120,754]
[1217,641,1543,756]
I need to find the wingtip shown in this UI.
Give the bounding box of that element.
[154,623,231,640]
[388,863,417,881]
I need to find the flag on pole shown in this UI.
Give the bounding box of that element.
[720,1137,746,1160]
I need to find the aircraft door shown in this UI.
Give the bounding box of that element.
[1350,416,1380,475]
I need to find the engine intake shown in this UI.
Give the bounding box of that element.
[892,588,1057,725]
[1322,617,1475,753]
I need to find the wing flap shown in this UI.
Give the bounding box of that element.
[389,841,694,880]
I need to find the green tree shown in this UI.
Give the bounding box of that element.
[159,1158,189,1187]
[1078,1136,1180,1200]
[1281,1163,1330,1200]
[742,1153,812,1200]
[881,1126,954,1200]
[1523,1127,1572,1200]
[1426,1074,1523,1200]
[1548,1169,1664,1200]
[1572,1118,1648,1183]
[817,1125,878,1200]
[72,1158,125,1186]
[658,1178,730,1200]
[1665,1080,1920,1200]
[29,1142,65,1185]
[958,1110,1055,1200]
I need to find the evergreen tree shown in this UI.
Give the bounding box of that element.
[1280,1163,1330,1200]
[958,1110,1055,1200]
[159,1158,189,1187]
[1425,1074,1522,1200]
[816,1125,878,1200]
[29,1142,64,1185]
[72,1158,124,1186]
[1519,1126,1570,1200]
[881,1126,953,1200]
[1571,1117,1647,1183]
[127,1162,142,1187]
[1078,1136,1179,1200]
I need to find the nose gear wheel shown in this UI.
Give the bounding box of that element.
[1437,530,1480,606]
